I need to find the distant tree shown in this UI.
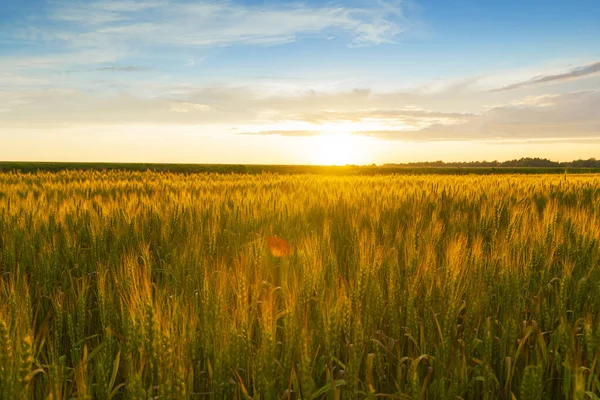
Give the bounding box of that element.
[382,157,600,168]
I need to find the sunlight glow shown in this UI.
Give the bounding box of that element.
[308,133,372,165]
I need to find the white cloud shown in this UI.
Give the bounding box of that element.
[4,80,597,143]
[14,0,407,52]
[0,50,126,71]
[0,0,409,99]
[170,102,211,113]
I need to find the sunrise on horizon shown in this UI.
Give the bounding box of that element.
[4,2,600,399]
[2,0,599,165]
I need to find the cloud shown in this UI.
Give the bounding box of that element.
[237,130,320,137]
[11,0,408,53]
[396,90,600,141]
[94,66,149,72]
[283,109,475,124]
[230,90,600,141]
[492,61,600,91]
[0,52,122,70]
[170,102,211,113]
[0,1,410,100]
[2,77,599,144]
[0,84,472,132]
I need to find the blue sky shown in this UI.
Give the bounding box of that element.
[1,0,600,164]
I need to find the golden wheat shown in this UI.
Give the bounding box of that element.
[1,171,600,399]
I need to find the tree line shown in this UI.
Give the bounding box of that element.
[383,157,600,168]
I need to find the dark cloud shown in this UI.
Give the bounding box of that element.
[381,90,600,141]
[492,61,600,91]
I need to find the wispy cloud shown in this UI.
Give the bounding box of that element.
[2,51,599,143]
[492,61,600,91]
[233,90,600,141]
[94,66,149,72]
[239,130,320,137]
[283,109,475,124]
[399,90,600,141]
[11,0,408,52]
[0,84,475,131]
[0,0,410,98]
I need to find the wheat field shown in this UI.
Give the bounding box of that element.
[1,171,600,399]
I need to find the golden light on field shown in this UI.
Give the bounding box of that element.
[4,170,600,397]
[308,133,372,165]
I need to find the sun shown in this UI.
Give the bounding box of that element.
[309,133,371,165]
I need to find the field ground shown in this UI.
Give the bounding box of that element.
[2,171,600,399]
[3,162,600,175]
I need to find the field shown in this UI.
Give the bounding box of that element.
[3,162,600,176]
[2,171,600,399]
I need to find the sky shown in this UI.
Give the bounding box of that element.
[1,0,600,165]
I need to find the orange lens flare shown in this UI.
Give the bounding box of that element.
[267,236,292,257]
